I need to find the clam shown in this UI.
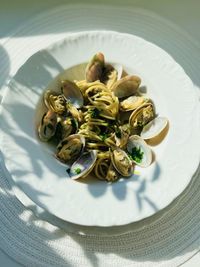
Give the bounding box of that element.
[129,102,155,131]
[106,162,119,182]
[111,75,141,98]
[102,63,123,88]
[120,96,147,111]
[85,52,105,82]
[113,63,123,81]
[114,125,130,149]
[38,110,57,141]
[140,117,168,140]
[85,52,123,86]
[56,134,85,163]
[127,135,152,167]
[111,148,133,177]
[69,150,97,180]
[44,90,66,114]
[55,117,78,140]
[61,80,83,108]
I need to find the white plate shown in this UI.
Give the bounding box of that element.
[0,31,199,226]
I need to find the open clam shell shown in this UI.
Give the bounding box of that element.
[111,75,141,98]
[127,135,152,167]
[105,162,119,182]
[55,116,78,140]
[56,134,85,164]
[112,63,123,81]
[85,52,123,86]
[38,110,58,142]
[129,102,155,130]
[61,80,84,109]
[69,150,97,180]
[120,96,147,112]
[111,148,133,177]
[85,52,105,82]
[140,116,168,140]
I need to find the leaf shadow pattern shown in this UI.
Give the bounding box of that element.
[15,50,64,93]
[0,45,10,90]
[0,161,73,267]
[68,163,200,266]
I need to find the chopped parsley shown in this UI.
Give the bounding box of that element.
[74,168,81,174]
[100,133,109,141]
[90,108,100,118]
[71,118,78,130]
[128,147,144,163]
[115,127,121,138]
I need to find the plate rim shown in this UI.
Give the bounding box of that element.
[1,30,200,226]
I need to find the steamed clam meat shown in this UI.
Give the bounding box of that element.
[104,64,118,88]
[38,110,57,141]
[114,125,130,149]
[129,102,155,131]
[85,52,122,88]
[120,96,147,111]
[111,148,133,177]
[55,117,78,140]
[56,134,85,163]
[85,52,105,82]
[106,162,119,182]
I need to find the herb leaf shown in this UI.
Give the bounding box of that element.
[128,147,144,163]
[74,168,81,174]
[90,108,100,118]
[115,127,121,138]
[100,133,109,141]
[71,118,78,130]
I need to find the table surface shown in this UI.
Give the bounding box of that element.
[0,0,199,266]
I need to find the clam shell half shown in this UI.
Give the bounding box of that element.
[56,134,85,164]
[129,102,155,130]
[127,135,152,167]
[61,80,84,109]
[111,148,133,177]
[69,150,97,180]
[120,96,147,111]
[140,117,168,140]
[111,75,141,98]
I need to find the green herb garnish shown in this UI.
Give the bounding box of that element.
[115,127,121,138]
[71,118,78,130]
[90,108,100,118]
[74,168,81,174]
[100,133,109,141]
[129,147,144,163]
